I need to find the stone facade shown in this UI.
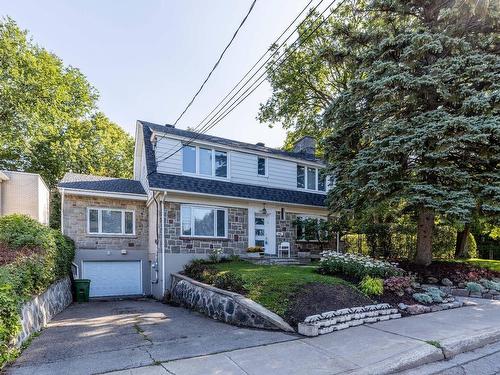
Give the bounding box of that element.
[170,273,294,332]
[63,194,148,250]
[14,277,72,346]
[162,202,248,255]
[276,212,336,256]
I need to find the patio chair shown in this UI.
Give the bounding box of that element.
[278,242,291,258]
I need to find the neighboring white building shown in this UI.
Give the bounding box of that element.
[0,170,50,225]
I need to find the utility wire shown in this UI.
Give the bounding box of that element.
[172,0,257,127]
[154,0,320,161]
[153,0,343,169]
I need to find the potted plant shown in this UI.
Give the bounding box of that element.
[246,246,263,258]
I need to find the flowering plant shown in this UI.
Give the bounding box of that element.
[318,251,403,280]
[208,248,224,263]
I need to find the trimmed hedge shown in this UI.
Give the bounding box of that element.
[0,215,75,367]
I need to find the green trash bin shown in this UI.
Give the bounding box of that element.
[74,279,91,302]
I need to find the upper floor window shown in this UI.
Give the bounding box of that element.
[88,208,135,235]
[180,204,227,238]
[257,157,267,176]
[297,165,326,192]
[182,145,228,178]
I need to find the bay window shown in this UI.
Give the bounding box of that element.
[182,145,228,178]
[87,208,135,235]
[181,205,227,238]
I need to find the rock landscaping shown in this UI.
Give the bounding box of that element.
[298,303,401,337]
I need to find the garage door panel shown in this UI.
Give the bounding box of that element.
[83,261,142,297]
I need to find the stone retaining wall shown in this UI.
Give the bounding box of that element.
[298,303,401,337]
[14,276,72,346]
[170,273,294,332]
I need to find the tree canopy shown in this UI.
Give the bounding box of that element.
[322,0,499,264]
[0,18,134,186]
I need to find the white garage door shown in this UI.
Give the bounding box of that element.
[83,261,142,297]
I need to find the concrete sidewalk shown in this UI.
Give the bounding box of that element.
[108,298,500,375]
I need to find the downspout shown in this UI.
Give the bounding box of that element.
[151,193,160,285]
[60,188,65,233]
[161,192,167,297]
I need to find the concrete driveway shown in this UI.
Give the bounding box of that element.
[6,299,297,375]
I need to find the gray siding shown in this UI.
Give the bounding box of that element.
[155,137,182,175]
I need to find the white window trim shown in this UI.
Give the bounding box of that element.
[296,165,326,192]
[180,204,228,239]
[182,145,230,180]
[257,156,268,177]
[87,207,136,236]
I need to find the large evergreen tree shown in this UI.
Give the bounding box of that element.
[324,0,499,265]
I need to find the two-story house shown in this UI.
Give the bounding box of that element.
[59,120,332,299]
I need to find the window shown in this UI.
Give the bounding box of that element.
[182,145,228,178]
[297,165,327,192]
[180,205,227,238]
[307,167,316,190]
[257,157,267,176]
[87,208,134,235]
[215,151,228,177]
[182,145,196,173]
[296,216,327,241]
[297,165,305,188]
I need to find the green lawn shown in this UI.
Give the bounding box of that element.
[451,259,500,272]
[213,261,347,317]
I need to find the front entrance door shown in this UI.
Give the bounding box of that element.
[254,214,267,252]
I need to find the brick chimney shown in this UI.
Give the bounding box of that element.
[293,136,316,155]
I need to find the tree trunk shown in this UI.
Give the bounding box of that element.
[454,224,470,259]
[414,208,435,266]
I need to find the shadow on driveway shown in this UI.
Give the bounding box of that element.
[7,298,297,375]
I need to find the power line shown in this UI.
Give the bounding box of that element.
[172,0,257,127]
[154,0,321,161]
[153,0,344,169]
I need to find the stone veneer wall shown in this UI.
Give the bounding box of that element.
[63,194,148,250]
[170,273,294,332]
[163,202,248,255]
[14,277,72,346]
[276,212,336,255]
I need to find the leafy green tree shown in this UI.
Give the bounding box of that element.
[0,17,133,186]
[257,4,364,150]
[323,0,499,265]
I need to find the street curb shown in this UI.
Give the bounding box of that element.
[348,343,444,375]
[440,327,500,359]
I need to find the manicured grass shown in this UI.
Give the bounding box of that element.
[212,261,347,317]
[451,259,500,272]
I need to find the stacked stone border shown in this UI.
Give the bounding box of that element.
[170,273,294,332]
[14,276,72,346]
[451,287,500,300]
[398,299,468,315]
[298,303,401,337]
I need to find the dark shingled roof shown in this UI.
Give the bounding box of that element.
[141,123,326,207]
[59,173,146,195]
[138,120,322,163]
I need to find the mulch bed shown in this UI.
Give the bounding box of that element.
[398,260,500,284]
[284,283,373,326]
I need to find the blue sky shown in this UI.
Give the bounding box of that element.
[2,0,309,147]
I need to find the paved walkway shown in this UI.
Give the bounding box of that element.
[107,298,500,375]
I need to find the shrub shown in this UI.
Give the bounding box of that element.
[423,287,446,303]
[412,293,434,304]
[318,251,403,280]
[183,259,212,281]
[359,276,384,296]
[479,279,500,292]
[384,276,414,296]
[208,248,224,263]
[0,214,74,368]
[466,282,484,293]
[212,272,247,294]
